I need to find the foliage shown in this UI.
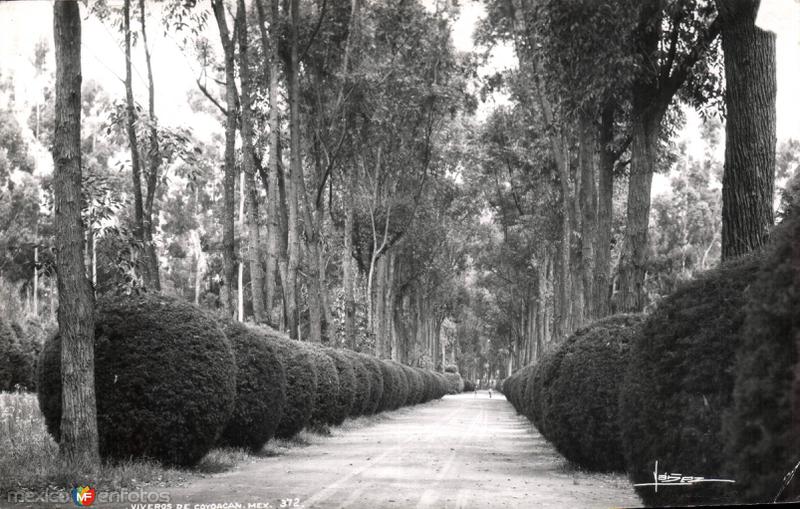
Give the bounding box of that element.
[619,256,760,506]
[37,294,237,467]
[442,372,464,395]
[377,361,404,412]
[402,365,424,405]
[266,334,318,439]
[218,321,287,452]
[724,207,800,503]
[322,348,357,425]
[354,353,384,415]
[0,318,15,390]
[341,351,371,416]
[296,343,340,428]
[545,314,644,472]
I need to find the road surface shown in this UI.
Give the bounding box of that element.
[154,392,640,509]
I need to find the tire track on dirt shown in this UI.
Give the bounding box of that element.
[304,401,466,508]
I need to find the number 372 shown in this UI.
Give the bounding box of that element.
[280,498,300,508]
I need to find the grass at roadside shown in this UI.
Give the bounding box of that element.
[1,391,403,500]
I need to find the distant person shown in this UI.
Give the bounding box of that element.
[488,388,492,399]
[474,387,478,398]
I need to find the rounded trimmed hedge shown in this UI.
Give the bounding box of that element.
[324,348,357,425]
[296,343,340,427]
[355,353,384,415]
[218,322,287,452]
[403,366,424,405]
[37,294,237,467]
[420,369,438,402]
[545,313,644,472]
[269,337,318,439]
[342,351,371,416]
[724,210,800,503]
[432,372,449,399]
[442,372,465,394]
[619,256,760,506]
[377,361,402,411]
[386,360,409,409]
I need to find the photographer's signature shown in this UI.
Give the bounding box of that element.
[633,461,736,492]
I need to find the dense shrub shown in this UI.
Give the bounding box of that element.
[619,256,760,506]
[724,210,800,503]
[403,366,424,405]
[355,353,384,415]
[324,348,357,425]
[342,351,371,416]
[377,361,403,411]
[294,342,339,427]
[38,294,236,467]
[444,365,458,373]
[432,372,449,399]
[420,369,438,402]
[9,328,39,391]
[545,314,644,472]
[442,371,464,394]
[0,319,15,390]
[387,361,411,408]
[463,379,475,392]
[269,337,318,439]
[218,322,287,452]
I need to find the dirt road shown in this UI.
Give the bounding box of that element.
[147,392,640,509]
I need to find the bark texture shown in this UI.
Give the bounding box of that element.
[212,0,238,318]
[284,0,302,338]
[594,103,615,318]
[718,0,776,259]
[53,0,99,467]
[236,0,267,322]
[579,112,596,323]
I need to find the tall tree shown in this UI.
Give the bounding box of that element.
[253,0,286,327]
[717,0,776,259]
[614,1,720,312]
[211,0,239,318]
[236,0,267,322]
[52,0,99,467]
[284,0,302,339]
[122,0,150,288]
[138,0,161,290]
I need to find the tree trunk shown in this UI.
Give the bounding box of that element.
[594,103,615,318]
[122,0,148,287]
[52,0,99,468]
[276,138,291,331]
[139,0,160,291]
[284,0,302,338]
[385,253,396,360]
[254,0,281,326]
[615,107,658,313]
[579,112,597,323]
[212,0,238,319]
[237,0,267,322]
[374,255,386,357]
[238,170,245,322]
[343,174,356,347]
[718,0,776,259]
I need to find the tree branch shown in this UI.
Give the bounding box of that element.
[658,15,721,108]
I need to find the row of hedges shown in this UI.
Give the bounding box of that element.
[501,204,800,506]
[36,294,451,467]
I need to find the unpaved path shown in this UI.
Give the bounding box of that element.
[147,392,640,509]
